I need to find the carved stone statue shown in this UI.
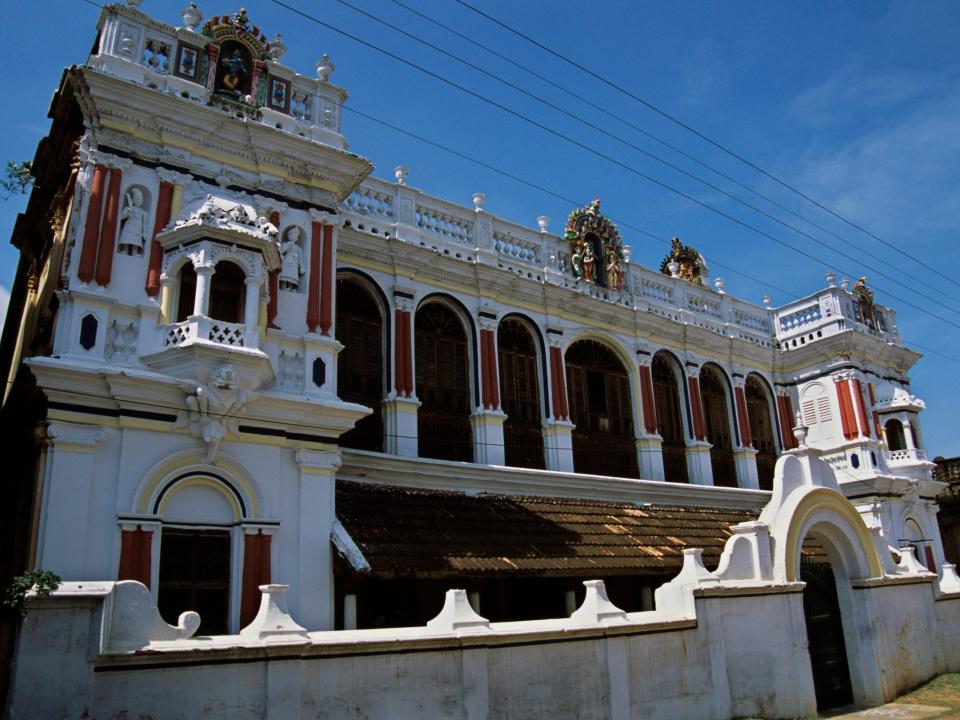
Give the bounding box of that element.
[279,227,305,290]
[581,245,596,284]
[117,187,148,255]
[605,249,624,290]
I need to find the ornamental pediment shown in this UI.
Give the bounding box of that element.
[157,192,281,269]
[874,385,925,412]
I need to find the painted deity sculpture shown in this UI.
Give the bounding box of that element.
[279,227,305,290]
[605,247,624,290]
[581,245,596,284]
[117,187,148,255]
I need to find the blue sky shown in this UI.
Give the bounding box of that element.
[1,1,958,456]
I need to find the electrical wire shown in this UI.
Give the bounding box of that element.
[269,0,960,332]
[454,0,960,293]
[381,0,959,309]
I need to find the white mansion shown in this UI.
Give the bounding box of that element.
[2,4,957,719]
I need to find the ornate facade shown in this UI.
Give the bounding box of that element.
[2,4,957,717]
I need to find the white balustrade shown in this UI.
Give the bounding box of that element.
[163,317,251,350]
[415,204,473,245]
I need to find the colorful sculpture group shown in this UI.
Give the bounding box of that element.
[565,199,626,290]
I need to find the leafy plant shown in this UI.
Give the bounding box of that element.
[1,160,33,199]
[3,569,60,618]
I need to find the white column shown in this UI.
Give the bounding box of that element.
[193,263,214,317]
[293,449,341,630]
[383,396,421,457]
[343,593,357,630]
[243,277,261,326]
[37,421,104,579]
[471,409,506,465]
[543,419,575,472]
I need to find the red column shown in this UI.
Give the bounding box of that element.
[638,364,657,434]
[688,376,707,441]
[852,379,871,438]
[240,532,272,628]
[78,164,107,283]
[94,168,122,286]
[267,212,281,328]
[402,310,413,396]
[924,546,936,573]
[480,329,499,410]
[488,331,500,411]
[776,394,797,450]
[307,221,322,332]
[734,386,752,448]
[836,380,858,441]
[549,346,568,421]
[868,383,882,438]
[117,527,153,588]
[319,224,334,336]
[145,182,174,297]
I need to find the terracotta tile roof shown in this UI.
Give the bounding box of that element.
[335,481,758,578]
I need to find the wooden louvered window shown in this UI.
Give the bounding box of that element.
[565,340,638,478]
[415,303,472,461]
[652,355,689,483]
[336,278,384,451]
[700,367,737,487]
[498,319,544,469]
[746,377,777,491]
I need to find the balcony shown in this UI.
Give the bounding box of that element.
[774,286,900,350]
[884,448,927,466]
[163,317,251,350]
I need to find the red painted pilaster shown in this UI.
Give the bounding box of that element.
[402,310,413,395]
[488,331,500,410]
[145,182,174,297]
[868,383,882,439]
[549,347,568,421]
[639,365,657,434]
[117,527,153,588]
[480,329,499,410]
[836,380,858,441]
[94,168,122,286]
[307,222,322,332]
[78,164,107,283]
[319,224,334,336]
[735,386,752,448]
[267,211,281,329]
[776,395,797,450]
[240,532,272,628]
[853,379,870,438]
[688,376,707,441]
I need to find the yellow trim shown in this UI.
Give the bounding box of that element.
[784,487,883,582]
[170,183,184,218]
[135,452,261,517]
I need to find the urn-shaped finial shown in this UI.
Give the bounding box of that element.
[762,293,772,307]
[471,193,486,212]
[269,33,287,61]
[181,2,202,29]
[714,277,726,294]
[537,215,550,234]
[825,271,836,287]
[394,165,408,185]
[316,53,335,82]
[667,260,680,278]
[793,411,808,447]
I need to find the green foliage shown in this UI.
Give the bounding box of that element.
[1,160,33,199]
[3,569,60,618]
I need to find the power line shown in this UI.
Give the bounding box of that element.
[271,0,960,332]
[342,104,959,369]
[453,0,960,293]
[384,0,956,307]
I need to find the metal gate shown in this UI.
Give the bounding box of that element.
[801,557,854,710]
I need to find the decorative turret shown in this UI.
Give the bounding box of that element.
[660,237,708,286]
[563,199,626,290]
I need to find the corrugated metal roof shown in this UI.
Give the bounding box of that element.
[335,481,757,578]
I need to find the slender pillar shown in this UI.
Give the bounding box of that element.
[479,324,500,410]
[193,264,214,317]
[94,167,123,286]
[732,378,758,489]
[734,385,752,448]
[868,383,882,439]
[636,358,664,481]
[687,375,707,441]
[77,164,107,283]
[852,378,871,438]
[117,524,153,588]
[638,363,657,435]
[159,273,175,324]
[684,366,712,485]
[343,593,357,630]
[145,182,174,297]
[319,224,334,336]
[307,221,322,332]
[243,277,261,325]
[548,345,569,421]
[240,530,273,628]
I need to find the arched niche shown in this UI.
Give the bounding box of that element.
[564,337,639,478]
[651,351,689,483]
[746,373,779,491]
[497,316,545,469]
[700,364,737,487]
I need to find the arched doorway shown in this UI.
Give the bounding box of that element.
[336,277,385,452]
[415,302,472,462]
[565,339,639,478]
[651,354,688,483]
[746,375,778,491]
[700,365,737,487]
[209,261,246,323]
[497,318,544,469]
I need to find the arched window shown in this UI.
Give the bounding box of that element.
[415,302,472,462]
[884,419,907,451]
[565,339,638,478]
[175,263,197,322]
[209,261,246,323]
[336,277,385,452]
[497,318,544,469]
[746,375,778,491]
[700,366,736,487]
[651,354,688,483]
